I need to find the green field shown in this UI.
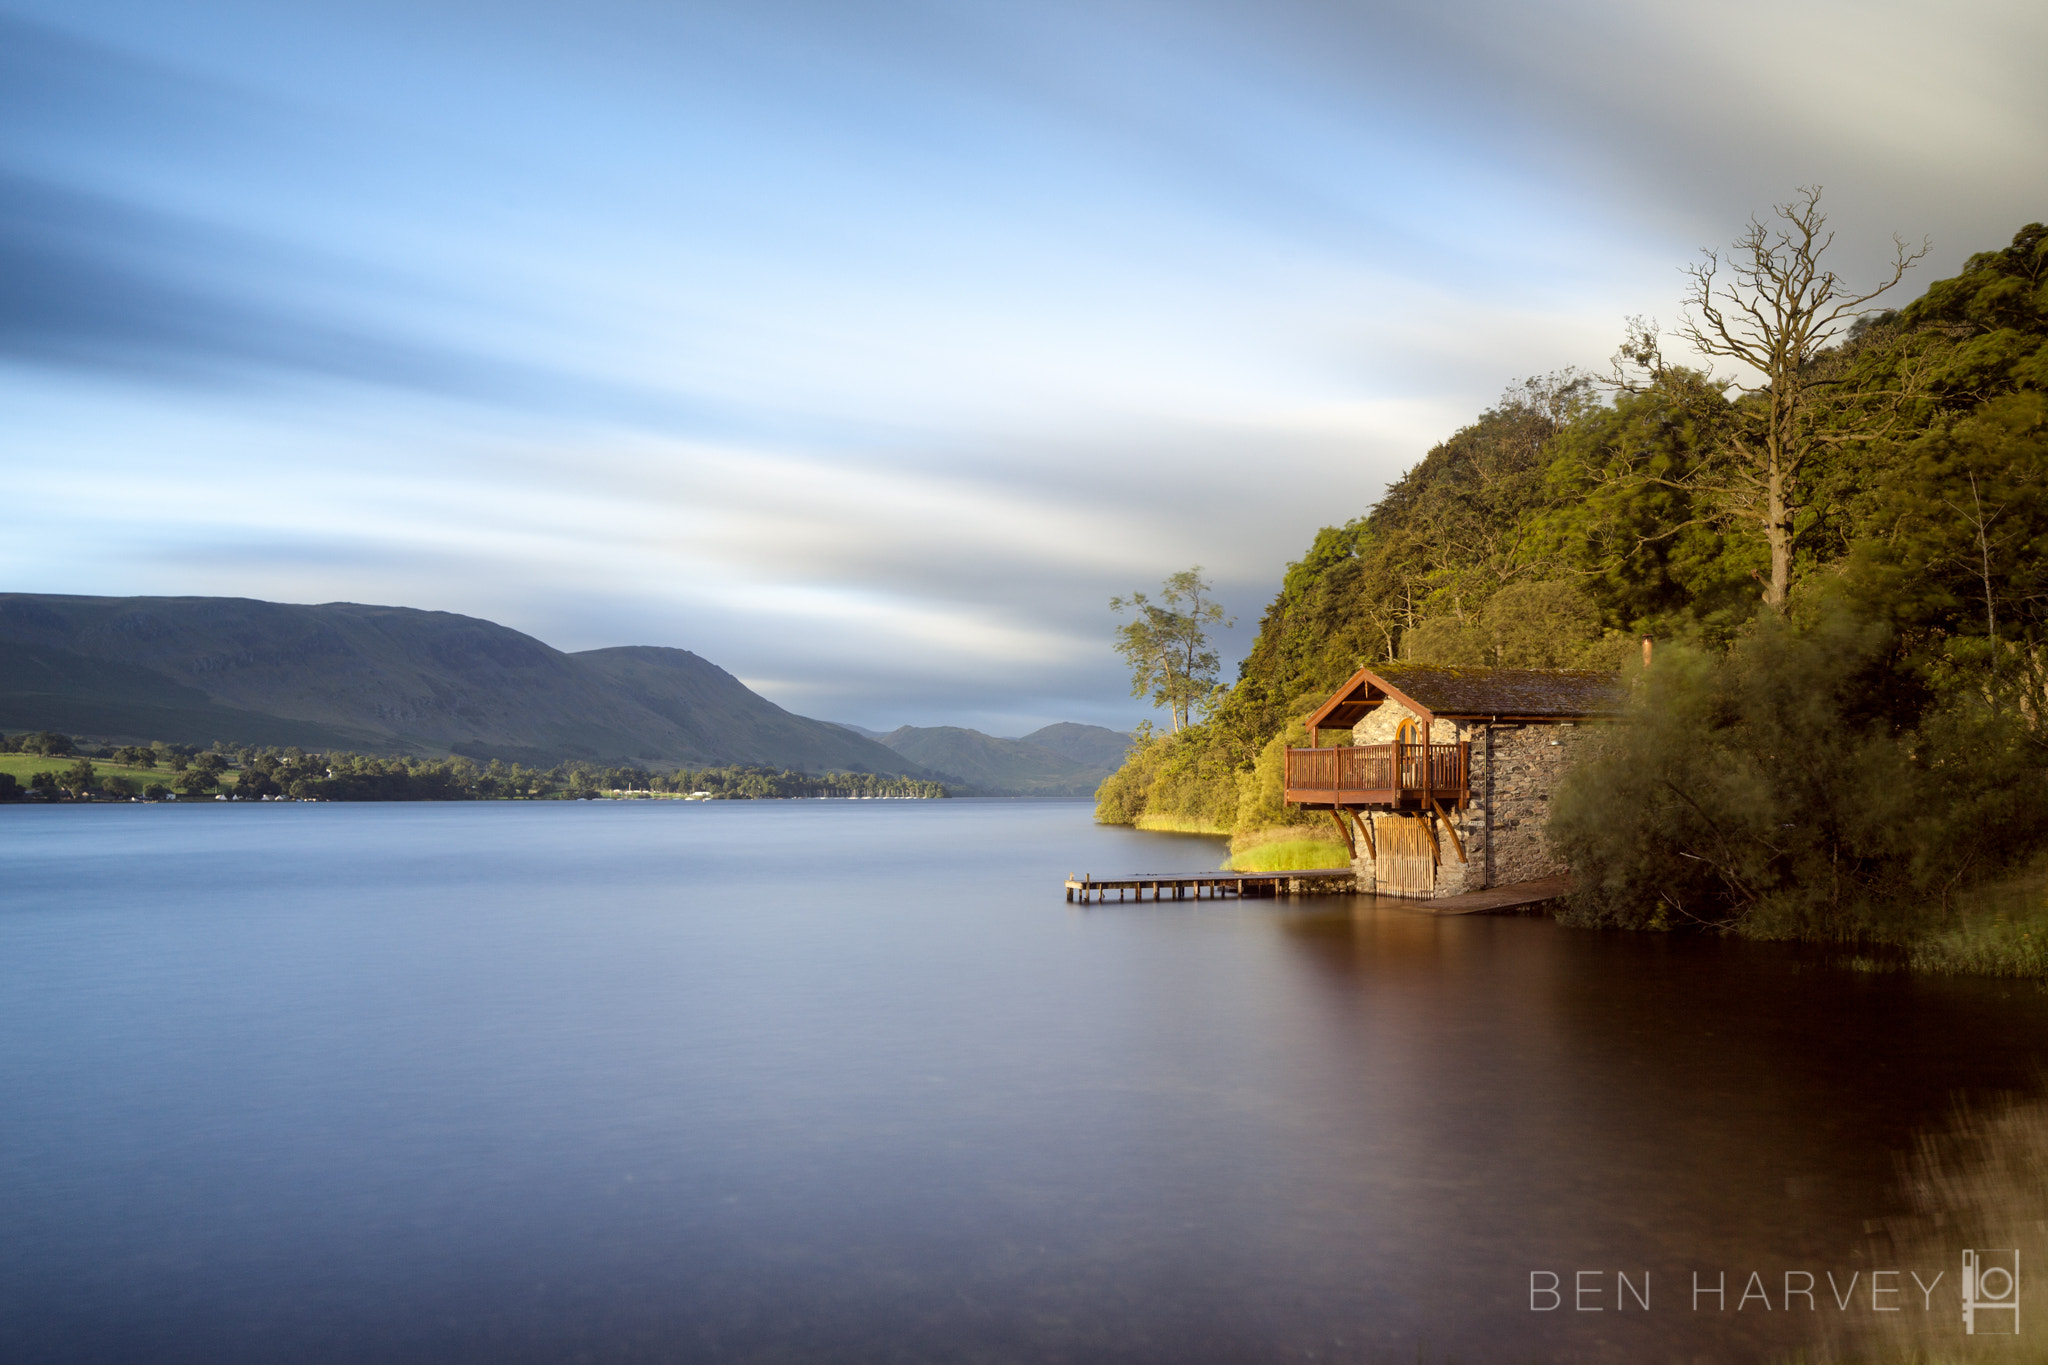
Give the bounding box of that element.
[0,753,239,797]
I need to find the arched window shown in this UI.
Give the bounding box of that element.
[1394,718,1419,747]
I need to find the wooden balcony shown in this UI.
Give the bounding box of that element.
[1283,741,1468,811]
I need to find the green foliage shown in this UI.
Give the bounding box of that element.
[1402,581,1627,668]
[57,758,97,796]
[1231,723,1324,836]
[1091,727,1237,833]
[0,737,948,804]
[1111,567,1232,732]
[0,730,77,755]
[1550,611,2048,940]
[1093,732,1167,825]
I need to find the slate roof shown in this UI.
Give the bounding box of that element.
[1307,664,1623,731]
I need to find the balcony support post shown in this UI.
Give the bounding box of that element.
[1325,808,1356,859]
[1429,796,1467,864]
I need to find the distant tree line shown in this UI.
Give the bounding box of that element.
[0,734,946,803]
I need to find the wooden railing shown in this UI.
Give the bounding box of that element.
[1283,741,1468,808]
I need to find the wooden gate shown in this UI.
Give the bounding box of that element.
[1373,814,1436,897]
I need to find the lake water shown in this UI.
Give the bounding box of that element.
[3,799,2045,1363]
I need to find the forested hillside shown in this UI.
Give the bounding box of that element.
[0,595,929,775]
[1099,221,2048,866]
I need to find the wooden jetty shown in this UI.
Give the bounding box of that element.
[1063,870,1570,915]
[1064,869,1355,903]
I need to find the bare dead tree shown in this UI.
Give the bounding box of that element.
[1673,187,1928,610]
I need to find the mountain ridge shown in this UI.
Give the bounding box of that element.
[0,593,929,775]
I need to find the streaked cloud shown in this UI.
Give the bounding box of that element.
[0,0,2039,731]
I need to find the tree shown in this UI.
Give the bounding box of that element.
[57,758,97,797]
[1658,187,1927,611]
[1111,567,1233,732]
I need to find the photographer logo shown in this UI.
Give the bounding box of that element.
[1962,1250,2019,1336]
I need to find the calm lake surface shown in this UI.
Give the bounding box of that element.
[4,799,2045,1363]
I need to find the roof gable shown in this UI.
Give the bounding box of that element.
[1307,663,1623,733]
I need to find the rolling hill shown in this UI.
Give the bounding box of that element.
[841,722,1132,797]
[0,594,929,774]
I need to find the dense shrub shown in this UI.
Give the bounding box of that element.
[1551,610,2048,939]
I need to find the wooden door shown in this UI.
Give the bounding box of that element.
[1373,814,1436,897]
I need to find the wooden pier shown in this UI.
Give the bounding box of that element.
[1064,869,1356,903]
[1063,870,1570,914]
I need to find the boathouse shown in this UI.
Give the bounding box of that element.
[1284,664,1622,899]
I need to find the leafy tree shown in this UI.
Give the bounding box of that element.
[1111,567,1233,732]
[175,767,218,795]
[0,772,20,801]
[57,758,97,797]
[1404,581,1615,668]
[235,769,285,799]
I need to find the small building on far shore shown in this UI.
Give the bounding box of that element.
[1284,664,1622,899]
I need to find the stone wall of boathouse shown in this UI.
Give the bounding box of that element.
[1341,704,1582,897]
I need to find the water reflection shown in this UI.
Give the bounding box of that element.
[2,804,2045,1364]
[1271,899,2048,1360]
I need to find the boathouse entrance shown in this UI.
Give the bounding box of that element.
[1373,814,1437,897]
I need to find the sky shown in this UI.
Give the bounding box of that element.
[2,0,2043,734]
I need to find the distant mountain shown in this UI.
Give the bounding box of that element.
[1019,722,1134,771]
[572,646,903,772]
[862,722,1131,797]
[0,594,930,774]
[828,721,890,740]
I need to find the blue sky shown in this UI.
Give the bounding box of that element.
[3,0,2042,733]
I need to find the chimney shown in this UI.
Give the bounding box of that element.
[1641,636,1653,669]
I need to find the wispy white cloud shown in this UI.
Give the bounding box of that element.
[0,0,2039,730]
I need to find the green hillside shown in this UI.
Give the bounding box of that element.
[0,595,930,775]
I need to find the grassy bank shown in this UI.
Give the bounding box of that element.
[0,753,206,795]
[1225,838,1351,872]
[1904,867,2048,978]
[1133,812,1232,835]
